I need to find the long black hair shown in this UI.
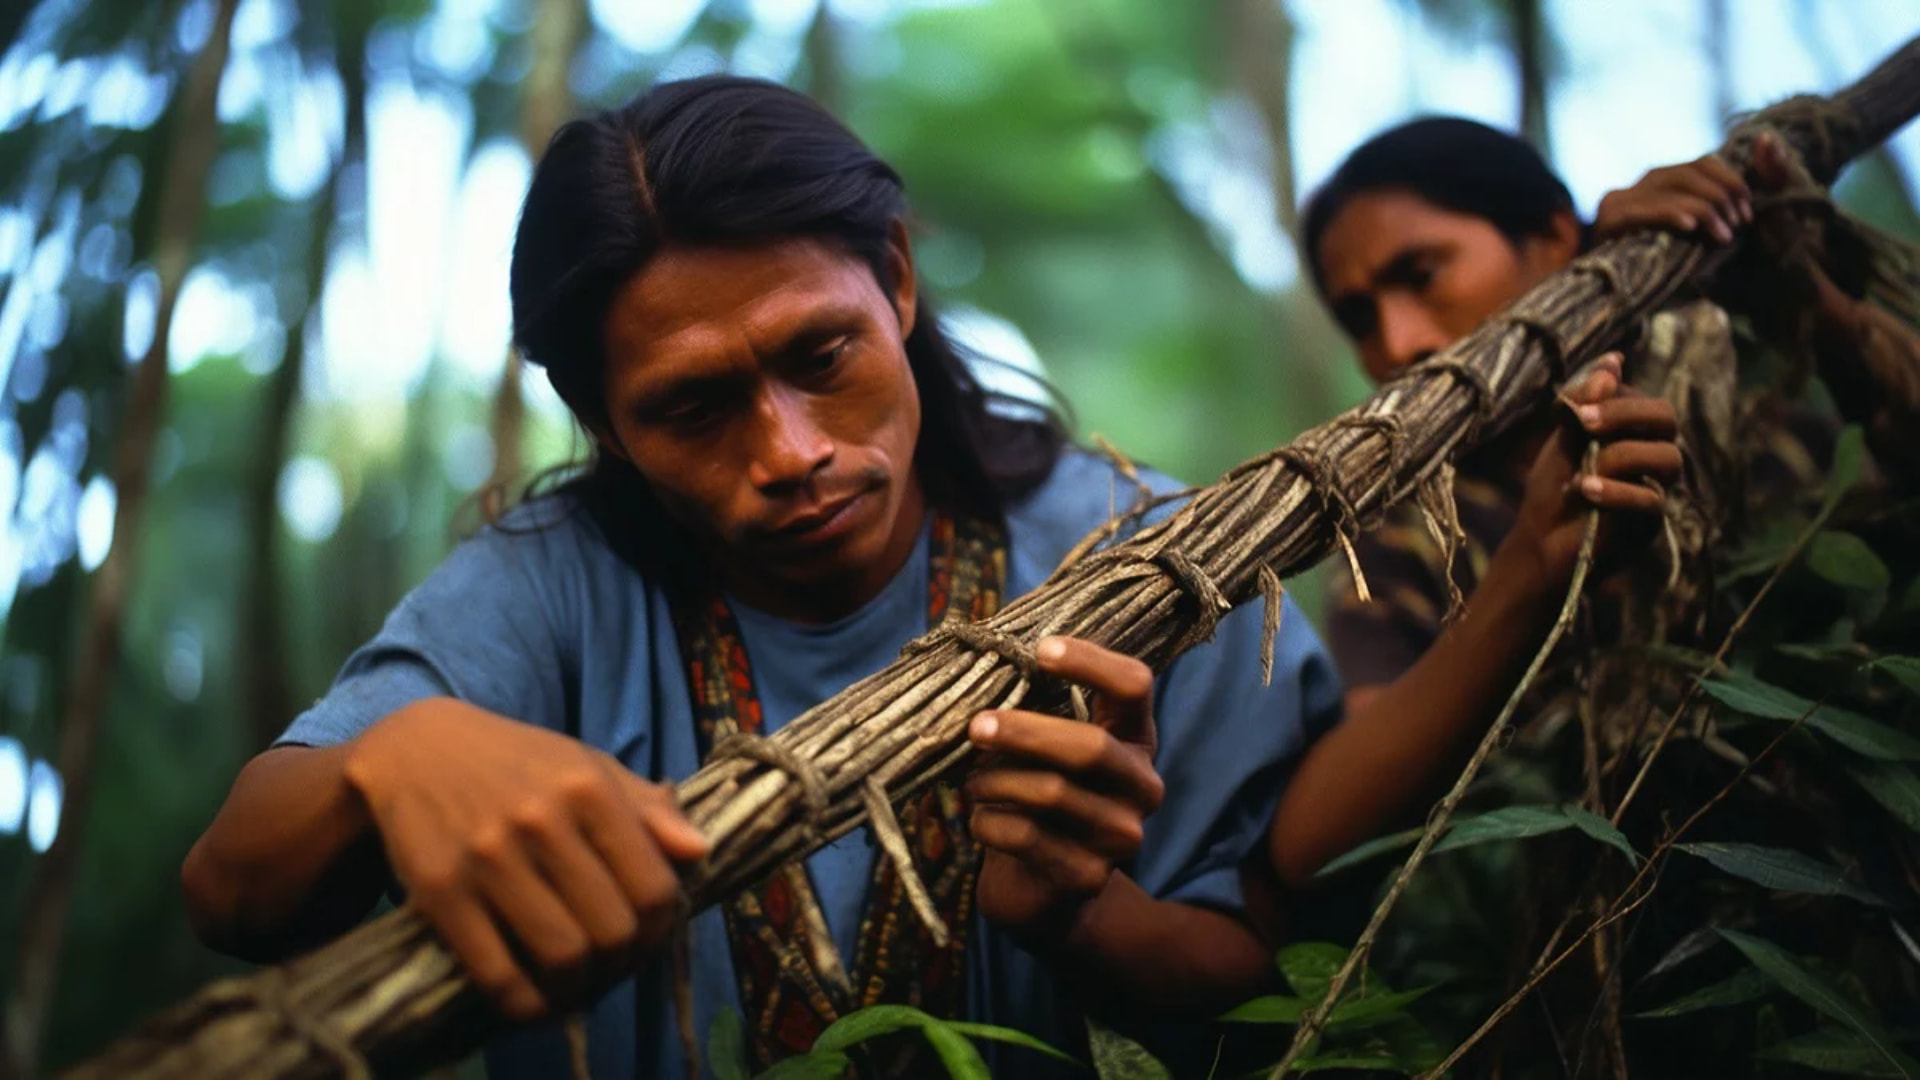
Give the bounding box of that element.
[506,75,1065,564]
[1300,117,1578,303]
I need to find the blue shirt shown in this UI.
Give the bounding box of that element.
[278,449,1342,1078]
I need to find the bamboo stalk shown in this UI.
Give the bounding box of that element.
[62,36,1920,1080]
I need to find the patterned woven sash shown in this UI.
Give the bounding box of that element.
[672,510,1008,1070]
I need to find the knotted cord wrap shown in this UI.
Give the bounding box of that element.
[711,732,830,845]
[241,972,369,1080]
[1275,441,1374,603]
[1149,548,1232,649]
[909,620,1038,674]
[63,40,1920,1080]
[1412,355,1498,437]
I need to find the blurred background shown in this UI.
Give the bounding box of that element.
[2,0,1920,1073]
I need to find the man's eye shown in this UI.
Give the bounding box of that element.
[800,338,849,375]
[660,398,723,429]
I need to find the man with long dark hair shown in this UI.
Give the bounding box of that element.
[182,77,1344,1076]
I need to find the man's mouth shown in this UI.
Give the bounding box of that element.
[767,489,870,544]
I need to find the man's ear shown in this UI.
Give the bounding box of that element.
[883,218,918,340]
[1540,208,1584,268]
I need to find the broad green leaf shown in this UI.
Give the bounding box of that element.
[1821,425,1868,519]
[1086,1019,1173,1080]
[1317,826,1424,876]
[1431,805,1578,853]
[1634,967,1771,1017]
[1778,642,1876,665]
[1701,674,1920,760]
[1677,842,1884,904]
[1758,1027,1910,1078]
[753,1052,851,1080]
[1561,803,1641,863]
[1722,517,1809,581]
[922,1023,991,1080]
[1849,761,1920,833]
[946,1022,1079,1065]
[813,1004,933,1053]
[1809,531,1893,592]
[710,1007,751,1080]
[1219,995,1308,1024]
[1718,929,1918,1078]
[1877,656,1920,697]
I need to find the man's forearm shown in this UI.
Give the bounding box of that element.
[182,742,388,961]
[1268,539,1563,887]
[1040,872,1277,1020]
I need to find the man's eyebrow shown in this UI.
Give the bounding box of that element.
[1371,245,1440,289]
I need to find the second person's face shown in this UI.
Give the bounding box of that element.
[1316,189,1579,384]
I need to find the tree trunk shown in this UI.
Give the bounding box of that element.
[1229,0,1298,240]
[483,0,585,502]
[238,15,370,753]
[57,35,1920,1080]
[1,1,242,1077]
[1511,0,1550,155]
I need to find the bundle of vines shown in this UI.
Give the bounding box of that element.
[64,37,1920,1080]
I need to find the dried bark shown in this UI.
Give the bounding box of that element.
[0,4,243,1078]
[62,35,1920,1080]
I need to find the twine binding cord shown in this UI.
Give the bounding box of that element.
[1149,548,1232,651]
[1257,565,1285,687]
[1416,462,1469,623]
[244,970,370,1080]
[1275,442,1374,603]
[859,777,951,946]
[711,732,831,845]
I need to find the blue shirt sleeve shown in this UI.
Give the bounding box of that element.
[274,520,577,749]
[1131,592,1343,912]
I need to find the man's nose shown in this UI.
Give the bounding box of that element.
[1378,298,1448,373]
[745,385,834,492]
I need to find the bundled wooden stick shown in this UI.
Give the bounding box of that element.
[64,36,1920,1080]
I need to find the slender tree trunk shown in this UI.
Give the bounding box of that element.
[483,0,585,501]
[1230,0,1298,240]
[238,19,370,753]
[1511,0,1550,155]
[0,1,242,1077]
[803,1,843,119]
[1706,0,1734,132]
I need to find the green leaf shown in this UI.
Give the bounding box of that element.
[1849,760,1920,833]
[1821,425,1868,519]
[1634,967,1771,1017]
[1758,1027,1912,1078]
[813,1004,933,1053]
[1701,674,1920,761]
[1718,929,1918,1078]
[1276,942,1357,1002]
[921,1023,991,1080]
[1086,1019,1172,1080]
[1316,826,1424,876]
[946,1022,1079,1065]
[1293,1051,1409,1073]
[1327,987,1433,1032]
[1677,842,1884,904]
[753,1052,852,1080]
[1219,995,1308,1024]
[709,1008,751,1080]
[1561,803,1642,863]
[1430,805,1579,853]
[1876,656,1920,697]
[1809,531,1893,592]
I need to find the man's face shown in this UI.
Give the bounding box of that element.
[1317,189,1578,384]
[598,233,924,606]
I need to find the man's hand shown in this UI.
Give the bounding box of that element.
[967,637,1163,944]
[1594,153,1752,245]
[343,699,709,1020]
[1507,353,1683,585]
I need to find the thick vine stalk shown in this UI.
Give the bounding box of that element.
[63,36,1920,1080]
